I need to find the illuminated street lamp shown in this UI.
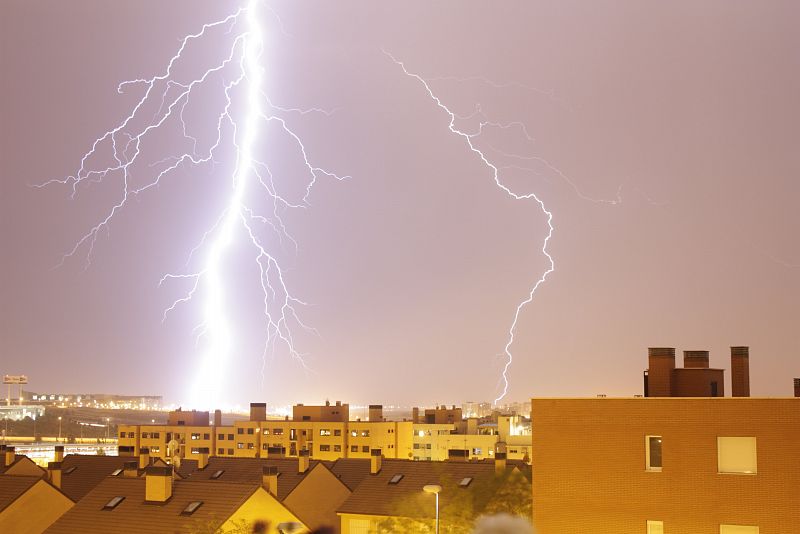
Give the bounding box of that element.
[423,484,442,534]
[105,418,110,442]
[58,416,62,442]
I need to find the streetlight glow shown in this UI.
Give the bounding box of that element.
[423,484,442,534]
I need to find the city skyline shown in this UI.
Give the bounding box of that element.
[2,1,799,406]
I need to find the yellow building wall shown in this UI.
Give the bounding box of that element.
[339,513,381,534]
[531,397,800,533]
[222,487,306,534]
[0,480,74,534]
[284,463,351,532]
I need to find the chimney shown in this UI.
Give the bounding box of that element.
[48,461,63,489]
[412,407,419,424]
[0,446,5,468]
[793,378,800,398]
[197,447,209,469]
[214,409,222,427]
[145,465,173,503]
[368,405,383,422]
[495,452,507,475]
[646,348,676,397]
[138,447,151,469]
[5,446,15,467]
[53,445,64,463]
[370,449,383,474]
[683,350,709,368]
[730,346,750,397]
[123,460,138,478]
[250,403,267,422]
[298,449,310,473]
[266,446,285,459]
[262,466,278,496]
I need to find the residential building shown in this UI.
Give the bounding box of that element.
[644,346,753,397]
[0,475,73,534]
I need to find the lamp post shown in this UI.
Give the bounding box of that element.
[105,418,110,442]
[58,416,62,442]
[423,484,442,534]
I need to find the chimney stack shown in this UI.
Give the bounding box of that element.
[646,348,676,397]
[683,350,709,368]
[731,346,751,397]
[48,461,63,489]
[214,409,222,427]
[53,445,65,463]
[262,466,278,496]
[793,378,800,398]
[5,446,15,467]
[250,403,267,422]
[368,405,383,422]
[298,449,310,474]
[138,447,151,469]
[0,446,6,468]
[197,447,209,469]
[144,465,173,503]
[495,452,507,475]
[123,461,138,478]
[370,449,383,474]
[412,407,419,424]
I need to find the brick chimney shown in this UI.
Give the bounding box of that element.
[370,449,383,474]
[298,449,309,474]
[368,405,383,422]
[5,446,15,467]
[48,461,62,489]
[144,465,173,503]
[495,452,507,476]
[731,346,751,397]
[262,466,278,496]
[138,447,151,469]
[646,348,675,397]
[213,409,222,427]
[683,350,709,368]
[123,460,138,478]
[54,445,64,463]
[793,378,800,398]
[197,447,209,469]
[0,446,6,468]
[250,403,267,422]
[412,407,419,424]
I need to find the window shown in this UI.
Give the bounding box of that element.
[237,443,244,449]
[227,449,233,455]
[302,415,311,421]
[102,496,125,510]
[150,446,160,453]
[362,446,369,453]
[237,428,244,435]
[388,474,404,484]
[152,432,160,439]
[459,477,473,487]
[320,445,331,452]
[472,448,482,455]
[290,429,297,441]
[273,428,284,435]
[720,527,759,534]
[646,436,662,471]
[351,445,358,453]
[647,521,664,534]
[142,432,149,439]
[191,433,200,441]
[334,429,341,436]
[217,448,224,455]
[181,501,203,516]
[413,443,420,449]
[263,429,270,435]
[166,433,172,441]
[425,444,432,450]
[334,445,341,452]
[210,469,225,479]
[203,433,210,440]
[718,437,757,474]
[351,430,358,437]
[191,447,199,454]
[320,429,331,436]
[247,428,254,435]
[262,444,268,450]
[227,434,234,440]
[361,430,370,437]
[247,443,254,449]
[218,434,224,440]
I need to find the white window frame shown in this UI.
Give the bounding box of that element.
[720,525,759,534]
[647,520,664,534]
[717,437,757,475]
[645,435,662,472]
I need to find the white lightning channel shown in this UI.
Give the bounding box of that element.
[385,51,558,404]
[47,1,347,409]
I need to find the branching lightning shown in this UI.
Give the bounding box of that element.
[46,1,347,408]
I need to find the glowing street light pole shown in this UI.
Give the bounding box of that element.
[58,416,62,442]
[423,484,442,534]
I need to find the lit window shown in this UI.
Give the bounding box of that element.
[290,429,297,441]
[720,526,759,534]
[273,428,284,436]
[646,436,662,471]
[361,430,370,437]
[191,448,199,454]
[647,520,664,534]
[718,437,757,474]
[181,501,203,516]
[263,429,270,435]
[334,445,341,452]
[418,430,425,437]
[191,433,200,440]
[472,448,482,455]
[320,429,331,436]
[320,445,331,452]
[351,430,357,437]
[142,432,149,439]
[150,446,160,453]
[102,496,125,510]
[210,470,225,479]
[247,443,254,450]
[388,474,404,484]
[459,477,473,487]
[237,443,244,449]
[152,432,160,439]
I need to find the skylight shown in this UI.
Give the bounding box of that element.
[458,477,473,487]
[388,474,404,485]
[181,501,204,515]
[210,470,225,479]
[63,466,77,475]
[110,468,123,476]
[102,496,125,510]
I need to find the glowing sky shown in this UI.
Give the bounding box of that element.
[1,1,798,406]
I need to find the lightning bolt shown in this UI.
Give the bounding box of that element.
[44,1,347,408]
[385,51,557,405]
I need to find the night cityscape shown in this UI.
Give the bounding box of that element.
[1,1,798,533]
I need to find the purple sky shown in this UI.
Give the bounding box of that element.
[2,1,798,407]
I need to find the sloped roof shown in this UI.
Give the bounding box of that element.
[44,477,259,534]
[58,454,136,502]
[184,457,321,501]
[328,458,372,491]
[0,475,41,513]
[337,459,517,518]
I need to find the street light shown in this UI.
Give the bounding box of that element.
[58,416,62,442]
[105,418,110,442]
[423,484,442,534]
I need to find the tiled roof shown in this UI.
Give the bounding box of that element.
[184,457,321,501]
[44,477,259,534]
[337,459,517,517]
[57,454,137,502]
[0,475,40,513]
[328,458,372,491]
[0,455,25,475]
[175,459,198,479]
